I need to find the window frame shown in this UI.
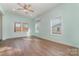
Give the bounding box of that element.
[50,16,64,35]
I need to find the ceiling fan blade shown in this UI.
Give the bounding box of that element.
[23,4,27,9]
[28,9,34,12]
[28,4,31,8]
[17,3,24,7]
[27,5,33,12]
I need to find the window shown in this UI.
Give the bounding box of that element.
[22,23,28,32]
[50,16,63,35]
[14,22,28,32]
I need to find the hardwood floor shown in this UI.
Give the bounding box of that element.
[0,36,77,56]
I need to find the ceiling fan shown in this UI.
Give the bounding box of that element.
[14,3,34,13]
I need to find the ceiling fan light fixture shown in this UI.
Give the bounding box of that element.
[23,10,27,12]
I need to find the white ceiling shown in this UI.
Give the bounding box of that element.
[0,3,59,18]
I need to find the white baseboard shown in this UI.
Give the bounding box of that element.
[33,35,78,48]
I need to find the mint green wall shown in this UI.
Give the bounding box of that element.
[31,4,79,48]
[0,5,32,40]
[3,13,32,40]
[0,5,5,40]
